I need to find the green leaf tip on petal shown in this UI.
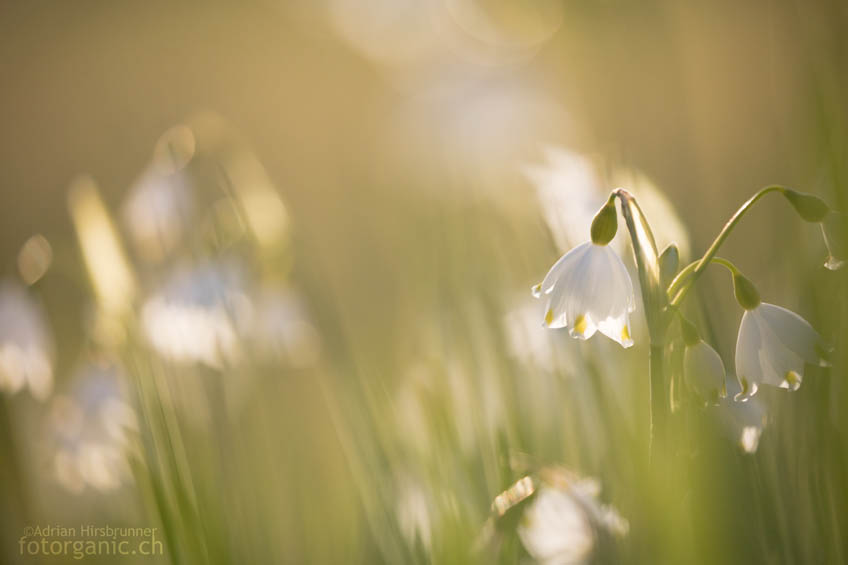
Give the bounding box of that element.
[782,189,830,223]
[733,273,761,310]
[590,200,618,246]
[659,243,679,288]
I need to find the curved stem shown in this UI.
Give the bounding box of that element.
[709,256,740,276]
[667,256,742,299]
[666,261,698,300]
[669,185,785,307]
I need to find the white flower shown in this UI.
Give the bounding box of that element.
[121,166,194,263]
[684,341,727,403]
[516,471,627,565]
[518,486,594,565]
[524,148,613,253]
[0,280,54,401]
[48,361,137,493]
[140,260,250,368]
[533,242,635,348]
[734,303,825,398]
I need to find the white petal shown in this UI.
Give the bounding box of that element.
[568,312,598,341]
[597,314,633,348]
[755,303,822,365]
[563,246,633,334]
[735,310,765,397]
[536,242,635,348]
[536,242,592,298]
[736,306,811,393]
[684,341,726,401]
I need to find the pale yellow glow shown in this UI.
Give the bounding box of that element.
[67,176,136,315]
[227,153,290,249]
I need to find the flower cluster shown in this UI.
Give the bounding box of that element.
[533,185,835,409]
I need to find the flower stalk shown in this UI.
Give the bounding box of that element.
[668,185,785,307]
[612,189,669,457]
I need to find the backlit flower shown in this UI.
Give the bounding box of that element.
[734,302,825,399]
[684,340,727,403]
[533,242,635,348]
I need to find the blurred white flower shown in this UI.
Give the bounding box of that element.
[684,340,727,403]
[122,167,194,263]
[525,149,691,259]
[0,280,53,401]
[734,303,826,399]
[517,471,627,565]
[395,478,433,551]
[141,261,250,368]
[519,486,593,564]
[48,361,137,493]
[524,148,613,254]
[533,242,635,347]
[327,0,562,86]
[721,378,766,454]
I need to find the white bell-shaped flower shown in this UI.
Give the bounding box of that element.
[684,340,727,403]
[734,302,825,398]
[533,242,636,348]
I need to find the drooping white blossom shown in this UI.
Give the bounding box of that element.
[684,340,727,403]
[734,302,825,399]
[533,242,635,348]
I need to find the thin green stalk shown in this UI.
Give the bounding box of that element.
[649,345,667,458]
[669,185,785,306]
[667,256,741,301]
[613,189,668,460]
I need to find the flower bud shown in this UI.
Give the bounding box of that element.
[782,189,830,223]
[659,243,679,288]
[733,273,761,310]
[590,200,618,246]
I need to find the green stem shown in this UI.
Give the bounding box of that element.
[612,189,669,460]
[613,188,666,342]
[667,256,741,300]
[649,344,667,459]
[669,185,785,306]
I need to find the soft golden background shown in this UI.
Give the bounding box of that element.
[1,1,846,563]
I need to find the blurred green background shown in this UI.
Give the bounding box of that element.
[1,1,846,563]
